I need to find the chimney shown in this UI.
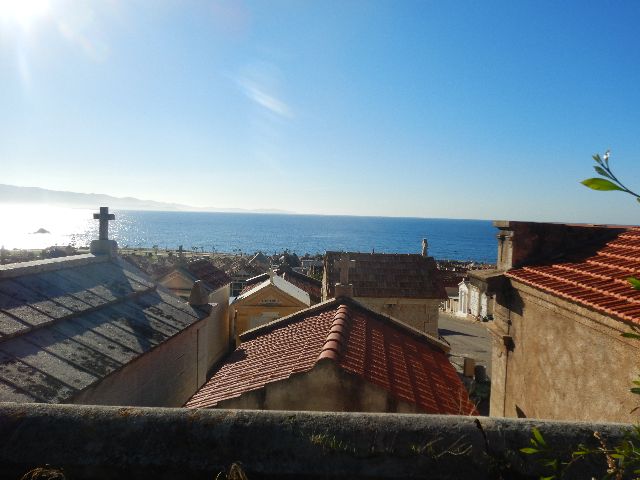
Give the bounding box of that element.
[189,280,211,307]
[421,238,428,257]
[334,283,354,298]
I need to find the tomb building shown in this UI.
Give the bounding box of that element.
[0,207,229,406]
[240,266,321,304]
[473,220,640,422]
[231,271,311,335]
[186,296,476,415]
[323,248,446,336]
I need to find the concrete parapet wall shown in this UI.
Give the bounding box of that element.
[0,403,632,479]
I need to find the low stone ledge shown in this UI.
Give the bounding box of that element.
[0,403,631,479]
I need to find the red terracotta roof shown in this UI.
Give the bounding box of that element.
[185,299,476,415]
[506,227,640,325]
[324,252,446,300]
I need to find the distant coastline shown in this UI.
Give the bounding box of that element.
[0,184,292,215]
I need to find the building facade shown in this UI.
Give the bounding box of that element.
[477,221,640,423]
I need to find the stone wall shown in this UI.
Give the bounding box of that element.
[356,297,440,336]
[494,221,624,271]
[489,279,640,423]
[73,302,228,407]
[0,403,631,480]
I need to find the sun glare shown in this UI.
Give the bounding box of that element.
[0,0,50,30]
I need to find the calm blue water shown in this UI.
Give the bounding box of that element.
[2,206,498,263]
[110,212,497,263]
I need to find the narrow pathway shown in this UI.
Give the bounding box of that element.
[438,312,492,377]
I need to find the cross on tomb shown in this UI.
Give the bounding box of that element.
[335,255,356,285]
[93,207,115,241]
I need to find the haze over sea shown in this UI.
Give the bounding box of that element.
[1,205,497,263]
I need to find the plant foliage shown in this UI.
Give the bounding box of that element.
[582,151,640,292]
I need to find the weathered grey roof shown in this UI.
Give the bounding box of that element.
[0,254,207,403]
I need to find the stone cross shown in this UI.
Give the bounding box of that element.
[93,207,115,241]
[335,255,356,285]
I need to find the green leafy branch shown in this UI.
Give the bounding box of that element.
[582,151,640,202]
[582,151,640,293]
[521,427,640,480]
[520,427,576,480]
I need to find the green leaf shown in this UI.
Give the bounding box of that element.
[594,166,613,179]
[540,476,556,480]
[636,197,640,204]
[627,277,640,290]
[532,427,547,448]
[593,154,603,165]
[520,447,539,454]
[630,387,640,394]
[581,178,624,191]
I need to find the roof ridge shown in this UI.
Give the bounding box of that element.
[0,254,108,280]
[317,304,352,362]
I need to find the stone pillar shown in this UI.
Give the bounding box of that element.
[496,232,513,271]
[421,238,428,257]
[334,283,354,298]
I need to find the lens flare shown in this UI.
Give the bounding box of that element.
[0,0,50,30]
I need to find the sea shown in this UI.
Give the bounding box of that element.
[0,205,498,263]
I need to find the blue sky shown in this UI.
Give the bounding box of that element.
[2,0,640,224]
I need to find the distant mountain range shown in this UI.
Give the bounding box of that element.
[0,184,291,214]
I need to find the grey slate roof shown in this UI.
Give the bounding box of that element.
[0,254,207,403]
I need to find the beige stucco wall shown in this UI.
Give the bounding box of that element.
[355,297,440,337]
[158,270,193,299]
[208,284,230,366]
[215,359,426,413]
[232,286,309,336]
[489,281,640,423]
[72,302,229,407]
